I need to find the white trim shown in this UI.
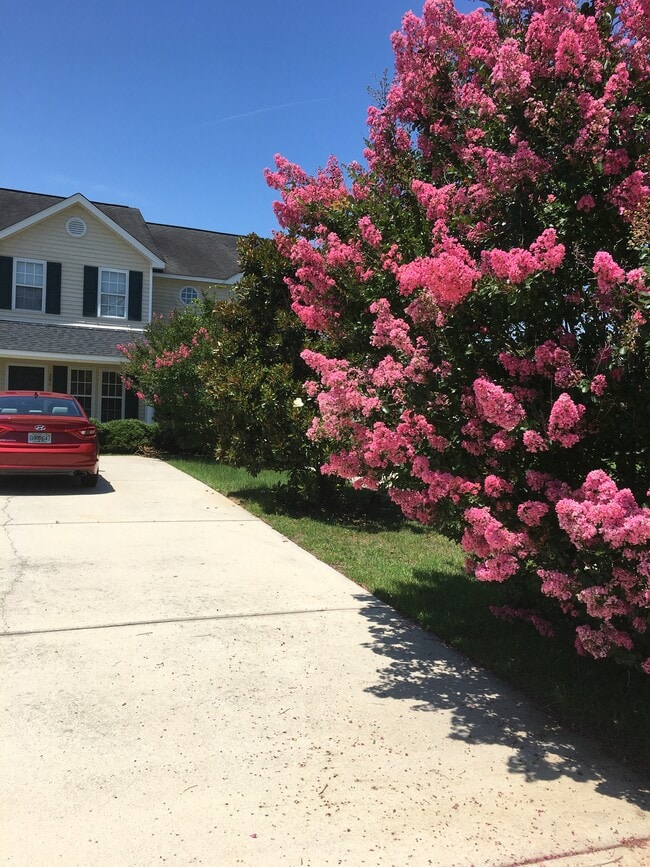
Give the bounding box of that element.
[13,257,46,313]
[1,316,145,333]
[98,266,129,319]
[65,321,145,333]
[154,272,242,285]
[1,348,124,364]
[0,193,165,268]
[147,265,153,323]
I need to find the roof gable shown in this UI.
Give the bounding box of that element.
[0,190,165,267]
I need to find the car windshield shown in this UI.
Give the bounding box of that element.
[0,396,83,417]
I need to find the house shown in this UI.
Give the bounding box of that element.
[0,188,242,421]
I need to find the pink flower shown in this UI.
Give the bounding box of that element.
[578,586,630,621]
[517,500,549,526]
[370,299,415,356]
[538,569,578,602]
[590,374,607,396]
[484,474,514,498]
[491,38,532,100]
[473,378,526,430]
[608,171,650,218]
[398,245,480,309]
[489,431,516,452]
[577,194,596,212]
[475,555,520,582]
[547,393,585,447]
[575,624,634,659]
[603,148,630,176]
[554,28,586,79]
[523,430,548,453]
[358,216,382,247]
[593,251,625,289]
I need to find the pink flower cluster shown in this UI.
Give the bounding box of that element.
[358,216,382,247]
[398,241,481,310]
[473,378,526,431]
[547,393,585,447]
[556,470,650,550]
[462,506,532,582]
[592,250,648,309]
[370,299,415,355]
[481,229,565,284]
[154,343,192,368]
[575,624,634,659]
[265,154,349,230]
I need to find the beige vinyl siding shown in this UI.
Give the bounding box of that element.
[152,276,233,319]
[0,206,151,325]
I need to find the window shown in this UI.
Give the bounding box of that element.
[101,371,123,421]
[0,395,82,416]
[99,269,127,317]
[7,365,45,391]
[179,285,199,305]
[14,259,45,311]
[71,369,93,417]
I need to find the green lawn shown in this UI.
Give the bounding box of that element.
[169,456,650,772]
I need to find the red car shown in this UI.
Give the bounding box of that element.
[0,391,99,487]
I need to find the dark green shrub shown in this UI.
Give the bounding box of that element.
[92,418,160,455]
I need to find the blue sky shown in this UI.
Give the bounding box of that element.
[0,0,454,238]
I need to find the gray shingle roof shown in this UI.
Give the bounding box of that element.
[147,222,240,280]
[0,188,242,281]
[0,319,142,359]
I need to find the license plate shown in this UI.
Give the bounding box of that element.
[28,433,51,444]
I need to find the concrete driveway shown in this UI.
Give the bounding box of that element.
[1,456,648,866]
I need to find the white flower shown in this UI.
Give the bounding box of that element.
[293,397,304,408]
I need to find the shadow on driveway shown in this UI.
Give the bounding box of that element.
[0,474,114,495]
[357,596,650,812]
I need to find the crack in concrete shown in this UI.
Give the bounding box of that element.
[0,495,25,632]
[0,604,383,638]
[3,517,260,527]
[506,834,650,865]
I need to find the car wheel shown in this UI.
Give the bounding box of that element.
[81,472,99,488]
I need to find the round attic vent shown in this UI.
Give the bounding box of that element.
[66,217,87,238]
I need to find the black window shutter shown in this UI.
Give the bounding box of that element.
[128,271,143,321]
[45,262,62,314]
[124,388,140,419]
[83,266,98,317]
[52,365,68,393]
[0,256,12,309]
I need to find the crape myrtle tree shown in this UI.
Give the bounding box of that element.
[120,235,322,477]
[119,300,219,454]
[265,0,650,670]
